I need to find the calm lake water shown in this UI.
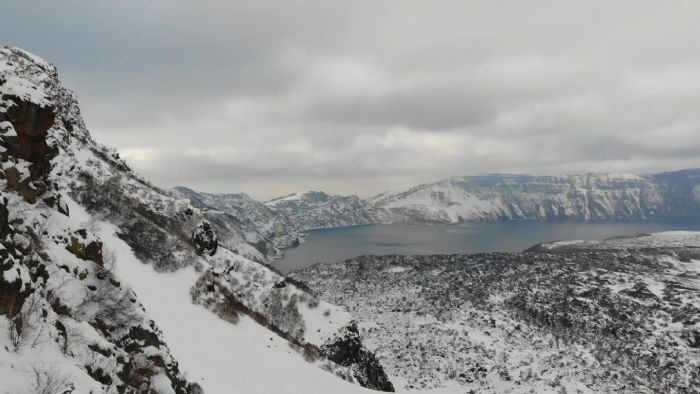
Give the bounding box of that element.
[275,221,700,273]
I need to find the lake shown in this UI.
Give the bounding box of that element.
[275,221,700,273]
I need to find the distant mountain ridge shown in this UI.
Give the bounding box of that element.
[376,169,700,223]
[265,191,392,230]
[180,169,700,237]
[174,186,303,257]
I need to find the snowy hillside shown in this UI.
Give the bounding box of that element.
[265,191,391,230]
[0,47,393,393]
[174,186,303,258]
[292,231,700,393]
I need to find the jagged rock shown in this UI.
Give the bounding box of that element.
[42,191,69,216]
[321,322,395,392]
[4,164,49,204]
[65,229,104,266]
[192,220,217,256]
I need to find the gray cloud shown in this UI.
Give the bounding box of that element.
[2,0,700,199]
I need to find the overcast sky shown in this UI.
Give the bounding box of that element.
[2,1,700,199]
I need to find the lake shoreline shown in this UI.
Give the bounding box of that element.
[275,221,700,273]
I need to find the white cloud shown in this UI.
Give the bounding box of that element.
[3,0,700,198]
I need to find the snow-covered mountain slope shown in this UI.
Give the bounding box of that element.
[375,171,700,223]
[99,216,374,394]
[265,191,391,230]
[174,186,302,257]
[292,231,700,393]
[0,47,393,393]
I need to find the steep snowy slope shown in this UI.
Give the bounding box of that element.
[0,47,393,393]
[97,216,373,394]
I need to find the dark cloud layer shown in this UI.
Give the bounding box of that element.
[2,1,700,199]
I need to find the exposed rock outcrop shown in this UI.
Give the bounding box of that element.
[65,229,104,266]
[1,95,56,171]
[192,220,218,256]
[321,322,395,392]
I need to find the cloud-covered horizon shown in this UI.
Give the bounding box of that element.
[3,1,700,199]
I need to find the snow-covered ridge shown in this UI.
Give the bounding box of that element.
[375,170,700,223]
[264,190,390,230]
[174,186,303,256]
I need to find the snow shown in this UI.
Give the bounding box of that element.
[541,240,586,249]
[386,266,412,273]
[0,121,16,137]
[0,74,50,108]
[0,331,104,394]
[547,231,700,250]
[100,222,371,394]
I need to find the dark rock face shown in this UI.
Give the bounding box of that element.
[321,322,395,392]
[0,195,9,237]
[65,229,104,266]
[41,191,69,216]
[192,220,218,256]
[2,96,55,167]
[0,275,31,319]
[3,165,49,204]
[0,91,63,210]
